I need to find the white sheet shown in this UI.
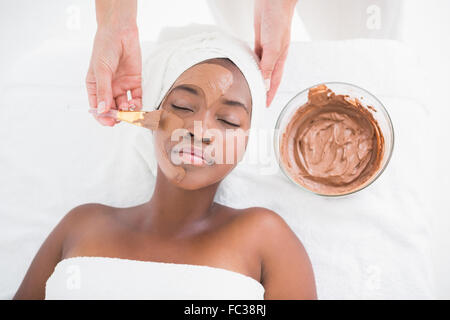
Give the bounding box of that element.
[0,37,435,299]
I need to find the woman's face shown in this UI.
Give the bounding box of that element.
[154,58,252,190]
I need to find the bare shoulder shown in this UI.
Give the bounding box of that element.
[64,202,117,220]
[217,206,291,242]
[12,202,116,300]
[59,203,122,253]
[230,206,292,235]
[234,206,317,300]
[61,203,117,230]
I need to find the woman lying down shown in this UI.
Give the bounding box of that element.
[13,27,317,300]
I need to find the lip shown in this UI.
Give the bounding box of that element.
[171,144,210,166]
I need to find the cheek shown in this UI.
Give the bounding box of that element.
[223,129,248,164]
[153,130,186,183]
[202,129,248,165]
[153,131,169,169]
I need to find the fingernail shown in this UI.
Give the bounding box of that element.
[98,101,106,114]
[264,78,271,92]
[129,104,136,111]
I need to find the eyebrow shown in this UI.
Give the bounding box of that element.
[172,84,250,114]
[172,84,199,95]
[221,98,249,114]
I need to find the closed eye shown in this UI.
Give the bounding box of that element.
[171,104,193,112]
[218,119,240,127]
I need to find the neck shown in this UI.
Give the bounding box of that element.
[144,166,220,237]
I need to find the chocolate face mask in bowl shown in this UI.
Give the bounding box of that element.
[274,82,394,197]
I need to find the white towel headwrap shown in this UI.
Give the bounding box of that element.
[133,24,266,177]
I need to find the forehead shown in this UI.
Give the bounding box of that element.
[171,59,252,111]
[174,62,233,98]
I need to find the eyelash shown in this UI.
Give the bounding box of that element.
[172,104,240,127]
[219,119,240,127]
[171,104,193,112]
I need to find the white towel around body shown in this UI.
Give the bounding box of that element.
[45,256,265,300]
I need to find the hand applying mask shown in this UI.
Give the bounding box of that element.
[86,0,142,127]
[254,0,298,107]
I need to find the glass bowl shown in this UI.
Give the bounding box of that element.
[274,82,395,197]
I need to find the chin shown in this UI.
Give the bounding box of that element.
[171,176,219,190]
[170,166,233,190]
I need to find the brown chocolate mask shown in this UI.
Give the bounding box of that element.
[172,63,234,108]
[280,85,384,195]
[153,58,252,190]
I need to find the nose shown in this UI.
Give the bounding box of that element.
[187,130,212,144]
[185,113,215,144]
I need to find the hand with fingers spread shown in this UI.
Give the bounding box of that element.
[86,0,142,127]
[254,0,298,107]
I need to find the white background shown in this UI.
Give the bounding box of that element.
[0,0,448,298]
